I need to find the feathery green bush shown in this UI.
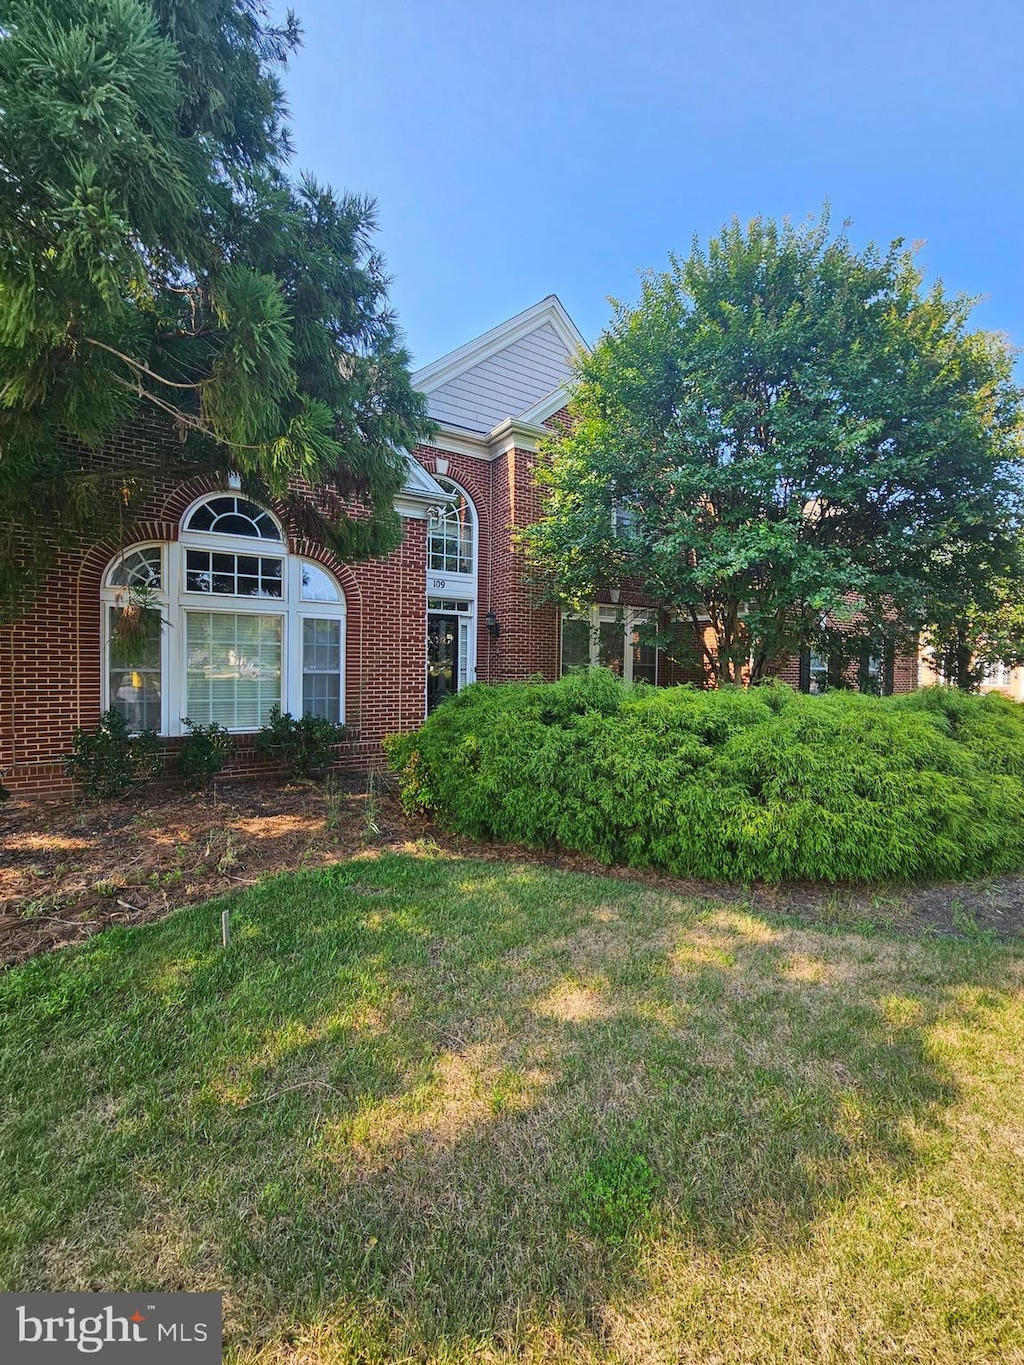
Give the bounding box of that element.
[385,673,1024,883]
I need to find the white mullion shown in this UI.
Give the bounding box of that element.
[338,609,346,722]
[285,556,301,717]
[100,597,111,716]
[278,607,293,718]
[165,542,184,736]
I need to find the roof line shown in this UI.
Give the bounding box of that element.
[411,295,588,395]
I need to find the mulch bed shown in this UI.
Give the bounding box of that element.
[2,775,1022,969]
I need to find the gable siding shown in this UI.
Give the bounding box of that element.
[427,322,573,431]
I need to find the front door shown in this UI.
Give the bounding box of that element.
[427,613,460,713]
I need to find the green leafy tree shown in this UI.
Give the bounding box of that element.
[0,0,432,614]
[921,532,1024,689]
[524,212,1024,684]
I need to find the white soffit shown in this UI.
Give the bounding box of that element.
[412,296,587,434]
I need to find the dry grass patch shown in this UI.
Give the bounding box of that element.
[2,853,1023,1363]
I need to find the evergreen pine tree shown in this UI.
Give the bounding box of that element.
[0,0,432,613]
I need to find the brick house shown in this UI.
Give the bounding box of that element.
[0,295,917,798]
[918,655,1024,701]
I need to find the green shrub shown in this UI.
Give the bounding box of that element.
[178,719,234,789]
[254,707,347,777]
[386,672,1024,884]
[64,708,162,799]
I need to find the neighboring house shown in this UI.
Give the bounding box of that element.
[0,296,917,797]
[978,664,1024,701]
[918,655,1024,701]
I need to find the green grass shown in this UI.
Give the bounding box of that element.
[2,852,1023,1363]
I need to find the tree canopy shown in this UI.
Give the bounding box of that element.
[524,213,1024,685]
[0,0,432,614]
[920,531,1024,690]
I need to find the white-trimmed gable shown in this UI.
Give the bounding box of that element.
[413,296,586,434]
[395,452,452,520]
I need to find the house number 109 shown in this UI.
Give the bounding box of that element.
[432,578,446,588]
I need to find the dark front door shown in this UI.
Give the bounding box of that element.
[427,613,460,713]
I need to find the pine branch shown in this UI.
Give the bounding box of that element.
[83,338,204,390]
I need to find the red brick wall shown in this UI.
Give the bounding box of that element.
[0,443,431,795]
[488,446,559,682]
[2,418,921,798]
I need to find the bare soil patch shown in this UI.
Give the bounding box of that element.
[2,776,1022,967]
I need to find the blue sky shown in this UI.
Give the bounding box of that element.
[272,0,1023,373]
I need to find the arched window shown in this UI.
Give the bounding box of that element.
[102,545,165,734]
[427,478,475,576]
[183,495,281,539]
[102,496,346,735]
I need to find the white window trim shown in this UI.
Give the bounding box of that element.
[559,606,658,685]
[427,477,478,588]
[179,491,286,544]
[425,479,479,713]
[101,515,346,736]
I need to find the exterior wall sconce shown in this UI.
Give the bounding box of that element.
[485,610,501,639]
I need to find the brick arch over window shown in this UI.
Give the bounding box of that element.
[413,446,491,548]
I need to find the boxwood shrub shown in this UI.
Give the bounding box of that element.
[384,672,1024,883]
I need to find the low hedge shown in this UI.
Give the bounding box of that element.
[385,673,1024,883]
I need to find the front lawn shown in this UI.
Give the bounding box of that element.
[2,852,1023,1363]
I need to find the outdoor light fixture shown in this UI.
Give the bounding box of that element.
[485,610,501,639]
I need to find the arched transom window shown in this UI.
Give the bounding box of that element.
[101,495,346,735]
[184,495,280,539]
[427,478,475,576]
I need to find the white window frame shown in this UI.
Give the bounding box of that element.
[559,606,658,685]
[425,480,479,714]
[101,544,168,736]
[100,499,346,736]
[982,661,1012,688]
[427,477,477,592]
[426,597,475,706]
[807,648,829,695]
